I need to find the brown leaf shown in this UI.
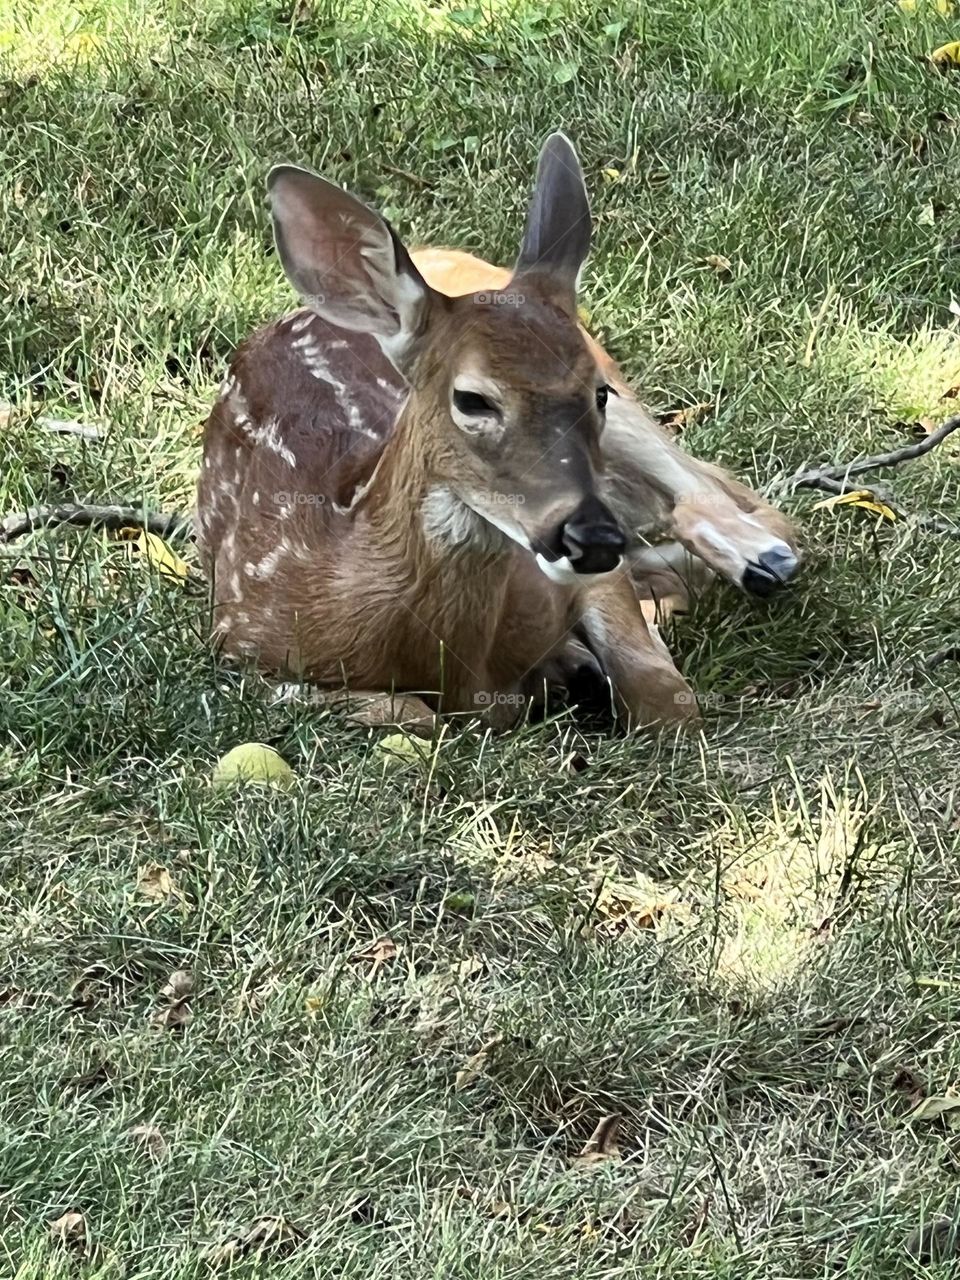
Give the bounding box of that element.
[575,1114,622,1166]
[49,1211,86,1247]
[129,1124,167,1158]
[205,1216,305,1264]
[152,998,192,1031]
[161,969,193,1000]
[658,400,714,434]
[137,863,174,901]
[942,385,960,401]
[351,935,398,976]
[701,253,733,275]
[892,1065,926,1110]
[454,1035,502,1091]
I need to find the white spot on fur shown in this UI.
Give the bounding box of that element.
[243,546,286,580]
[252,491,260,506]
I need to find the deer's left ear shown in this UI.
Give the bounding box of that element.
[513,132,591,297]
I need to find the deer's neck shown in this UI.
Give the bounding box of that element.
[360,404,513,581]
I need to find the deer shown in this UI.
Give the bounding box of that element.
[196,134,799,732]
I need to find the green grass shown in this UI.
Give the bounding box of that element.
[3,0,960,1275]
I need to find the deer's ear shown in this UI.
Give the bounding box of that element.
[268,164,436,371]
[513,132,591,293]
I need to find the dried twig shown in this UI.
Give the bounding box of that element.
[38,418,102,441]
[784,413,960,537]
[0,504,193,544]
[0,400,102,441]
[791,414,960,493]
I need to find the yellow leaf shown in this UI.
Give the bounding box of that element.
[117,527,189,582]
[901,0,954,12]
[811,490,897,521]
[577,304,592,327]
[931,40,960,66]
[602,167,621,183]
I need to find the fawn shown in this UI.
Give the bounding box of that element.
[197,134,799,730]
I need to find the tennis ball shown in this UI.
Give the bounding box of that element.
[212,743,296,790]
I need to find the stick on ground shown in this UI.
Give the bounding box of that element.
[0,504,193,544]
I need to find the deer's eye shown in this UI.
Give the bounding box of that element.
[453,389,498,417]
[596,385,609,413]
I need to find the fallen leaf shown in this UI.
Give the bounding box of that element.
[152,999,192,1031]
[591,875,685,937]
[575,1114,622,1166]
[942,385,960,400]
[205,1216,305,1264]
[455,1035,502,1091]
[116,527,189,582]
[49,1211,86,1247]
[892,1065,926,1109]
[137,863,174,901]
[658,400,714,432]
[161,969,193,1000]
[602,166,621,183]
[930,40,960,68]
[811,489,897,521]
[701,253,732,274]
[918,200,936,226]
[129,1124,167,1158]
[351,935,398,978]
[908,1093,960,1122]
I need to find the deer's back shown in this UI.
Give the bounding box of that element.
[195,309,407,667]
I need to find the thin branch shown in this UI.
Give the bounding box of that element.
[38,417,102,441]
[791,414,960,491]
[0,504,193,544]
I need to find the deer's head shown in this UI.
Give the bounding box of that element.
[268,133,624,583]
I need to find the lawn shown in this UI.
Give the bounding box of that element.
[2,0,960,1275]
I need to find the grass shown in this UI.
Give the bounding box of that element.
[2,0,960,1275]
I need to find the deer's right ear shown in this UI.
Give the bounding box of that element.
[267,164,435,371]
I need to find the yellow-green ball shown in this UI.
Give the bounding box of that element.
[212,743,296,790]
[376,733,429,772]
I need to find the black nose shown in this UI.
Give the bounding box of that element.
[560,497,626,575]
[742,546,800,597]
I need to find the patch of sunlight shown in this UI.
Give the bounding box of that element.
[814,309,960,425]
[0,0,166,73]
[451,805,689,940]
[709,775,900,993]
